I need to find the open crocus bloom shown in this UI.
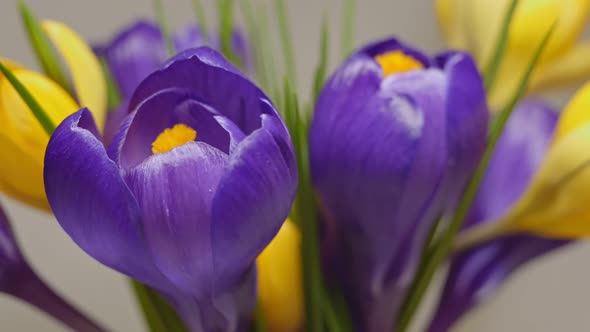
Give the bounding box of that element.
[44,47,297,331]
[309,38,488,331]
[436,0,590,109]
[0,21,106,209]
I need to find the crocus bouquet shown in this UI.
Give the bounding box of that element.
[2,0,590,331]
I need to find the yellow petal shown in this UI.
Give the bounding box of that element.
[458,0,590,74]
[256,220,304,332]
[0,67,78,209]
[0,132,49,210]
[500,123,590,238]
[511,0,590,61]
[42,20,107,131]
[462,0,512,66]
[0,68,79,147]
[435,0,469,50]
[532,43,590,92]
[553,80,590,140]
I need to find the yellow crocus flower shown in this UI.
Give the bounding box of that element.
[490,81,590,238]
[436,0,590,109]
[0,20,106,210]
[256,219,304,332]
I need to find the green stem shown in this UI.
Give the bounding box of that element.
[395,22,557,332]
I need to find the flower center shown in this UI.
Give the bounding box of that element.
[151,124,197,154]
[375,51,424,76]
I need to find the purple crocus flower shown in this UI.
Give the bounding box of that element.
[44,47,297,331]
[427,100,568,332]
[0,202,105,332]
[95,20,250,101]
[309,38,488,331]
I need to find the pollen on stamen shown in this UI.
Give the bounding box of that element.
[375,50,424,77]
[151,123,197,154]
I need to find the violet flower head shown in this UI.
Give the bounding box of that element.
[428,100,568,332]
[309,38,488,331]
[44,47,297,331]
[96,20,250,100]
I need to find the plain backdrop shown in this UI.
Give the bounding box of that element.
[1,0,590,331]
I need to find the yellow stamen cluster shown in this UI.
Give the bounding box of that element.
[151,123,197,154]
[375,50,424,77]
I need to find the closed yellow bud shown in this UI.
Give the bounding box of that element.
[0,21,106,209]
[256,219,304,332]
[435,0,590,109]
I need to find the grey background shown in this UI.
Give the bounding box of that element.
[1,0,590,331]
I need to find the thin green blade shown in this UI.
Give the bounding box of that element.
[484,0,521,92]
[273,0,297,84]
[341,0,356,58]
[18,0,71,93]
[0,61,56,135]
[313,17,330,103]
[217,0,241,66]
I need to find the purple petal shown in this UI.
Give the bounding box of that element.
[102,99,129,147]
[44,109,173,291]
[437,52,489,206]
[123,141,228,298]
[428,100,568,332]
[128,47,269,135]
[311,52,448,331]
[118,87,240,169]
[0,203,26,293]
[102,20,166,99]
[211,122,297,290]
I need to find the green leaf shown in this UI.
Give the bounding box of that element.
[153,0,175,57]
[191,0,209,39]
[0,61,56,136]
[341,0,356,58]
[18,0,71,94]
[484,0,521,92]
[99,58,122,110]
[312,17,330,103]
[395,22,557,332]
[273,0,297,84]
[130,280,188,332]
